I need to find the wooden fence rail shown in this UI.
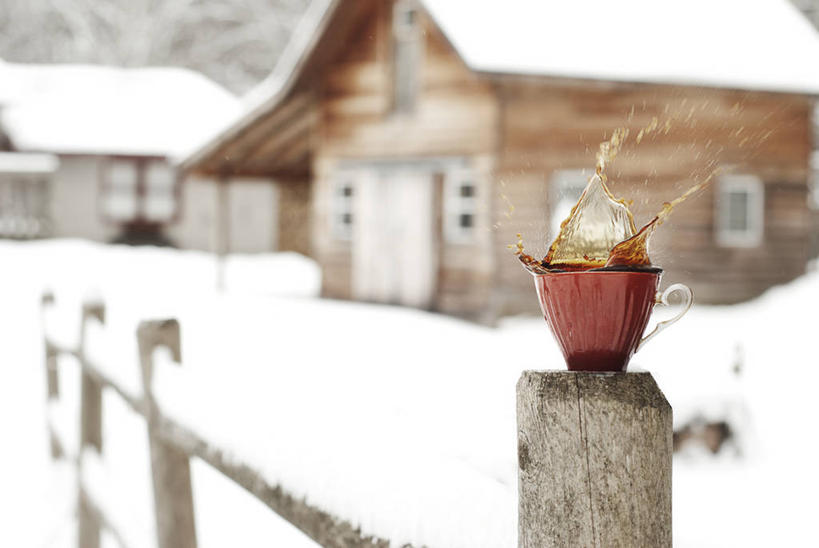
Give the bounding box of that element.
[42,294,673,548]
[41,294,394,548]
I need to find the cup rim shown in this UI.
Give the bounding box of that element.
[534,266,663,277]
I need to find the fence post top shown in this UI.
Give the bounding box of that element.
[137,319,182,364]
[517,369,670,412]
[41,290,55,307]
[82,300,106,324]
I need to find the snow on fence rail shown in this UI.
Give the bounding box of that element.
[42,292,673,548]
[42,293,396,548]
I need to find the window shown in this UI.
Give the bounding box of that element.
[144,161,176,222]
[716,175,764,247]
[550,170,589,237]
[0,176,49,238]
[103,160,138,221]
[101,159,179,224]
[0,153,54,238]
[393,0,421,114]
[445,173,477,243]
[332,182,354,240]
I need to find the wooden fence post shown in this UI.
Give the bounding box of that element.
[215,174,230,292]
[40,292,63,459]
[137,319,197,548]
[78,299,105,548]
[517,371,672,548]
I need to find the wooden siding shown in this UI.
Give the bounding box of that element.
[492,78,815,315]
[312,0,498,319]
[277,177,312,256]
[212,92,315,178]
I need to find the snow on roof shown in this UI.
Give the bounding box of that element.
[424,0,819,94]
[0,151,58,174]
[0,61,241,159]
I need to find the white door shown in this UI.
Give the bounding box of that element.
[352,166,436,308]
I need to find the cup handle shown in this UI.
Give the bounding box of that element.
[636,283,693,352]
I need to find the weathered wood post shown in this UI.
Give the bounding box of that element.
[215,173,230,292]
[137,319,197,548]
[40,291,62,459]
[78,299,106,548]
[517,371,672,547]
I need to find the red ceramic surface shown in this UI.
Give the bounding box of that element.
[534,270,661,372]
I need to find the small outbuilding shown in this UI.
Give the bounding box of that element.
[0,61,239,245]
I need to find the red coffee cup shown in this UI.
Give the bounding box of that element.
[533,269,692,372]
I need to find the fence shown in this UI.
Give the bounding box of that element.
[42,293,672,548]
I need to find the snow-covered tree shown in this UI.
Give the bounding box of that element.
[0,0,308,93]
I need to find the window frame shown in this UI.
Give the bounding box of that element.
[809,150,819,210]
[0,175,50,238]
[99,157,181,225]
[331,179,355,241]
[715,174,765,248]
[101,158,141,223]
[143,160,178,222]
[444,170,479,244]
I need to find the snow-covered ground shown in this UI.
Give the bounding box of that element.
[2,240,321,548]
[3,239,818,547]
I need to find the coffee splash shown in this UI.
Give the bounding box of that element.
[542,172,636,270]
[515,120,713,273]
[604,174,714,269]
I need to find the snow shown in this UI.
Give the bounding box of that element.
[0,151,59,174]
[424,0,819,94]
[2,240,321,548]
[5,239,819,546]
[0,61,241,159]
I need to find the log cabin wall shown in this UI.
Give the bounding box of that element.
[491,77,816,315]
[312,0,498,319]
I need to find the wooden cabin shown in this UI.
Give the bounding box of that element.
[183,0,819,321]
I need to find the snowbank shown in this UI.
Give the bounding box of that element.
[2,240,320,548]
[11,240,819,546]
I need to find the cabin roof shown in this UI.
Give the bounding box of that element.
[0,61,240,159]
[182,0,819,173]
[426,0,819,94]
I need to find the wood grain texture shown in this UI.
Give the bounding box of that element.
[78,300,105,548]
[517,370,672,548]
